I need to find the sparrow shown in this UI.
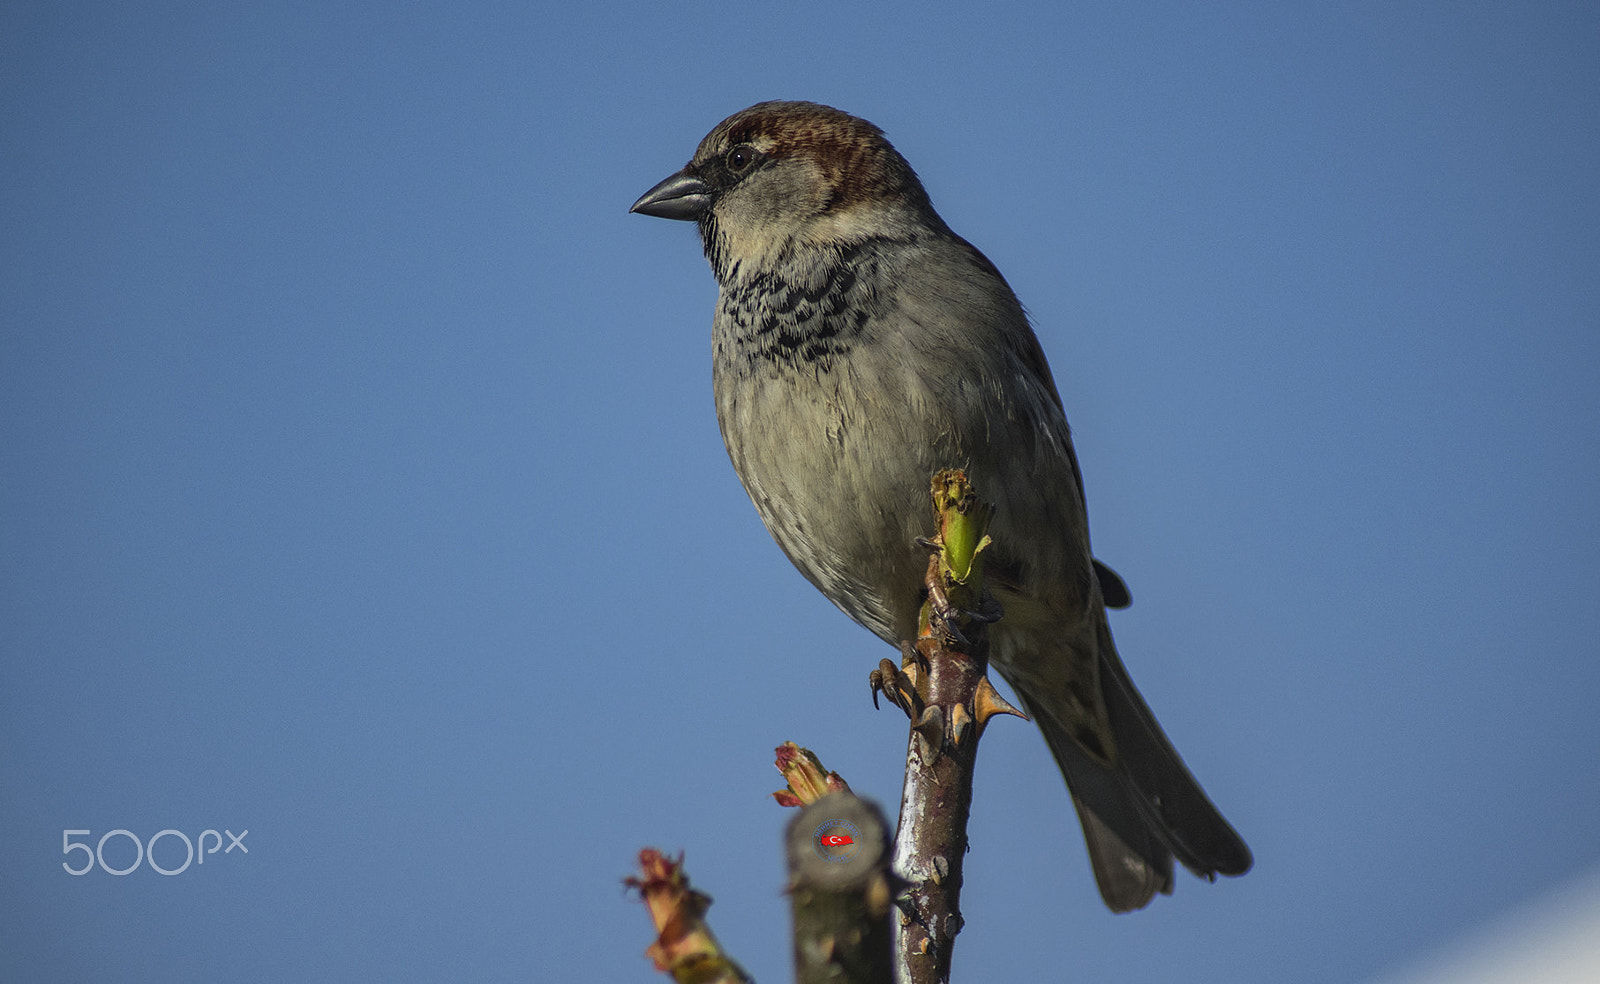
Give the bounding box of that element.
[631,101,1251,912]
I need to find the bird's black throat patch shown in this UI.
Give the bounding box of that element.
[716,240,888,372]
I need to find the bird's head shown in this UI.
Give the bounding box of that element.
[630,101,937,280]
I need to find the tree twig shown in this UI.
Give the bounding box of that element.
[626,849,753,984]
[881,470,1026,984]
[786,793,895,984]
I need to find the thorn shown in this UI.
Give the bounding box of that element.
[899,639,930,683]
[912,706,944,760]
[973,676,1028,725]
[900,660,921,690]
[948,702,972,746]
[896,898,915,926]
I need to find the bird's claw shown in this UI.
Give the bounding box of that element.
[967,598,1003,624]
[870,658,922,718]
[924,578,972,647]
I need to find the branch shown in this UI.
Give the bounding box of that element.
[786,793,895,984]
[874,470,1026,984]
[626,849,753,984]
[772,740,853,807]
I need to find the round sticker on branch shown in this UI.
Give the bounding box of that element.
[811,818,863,863]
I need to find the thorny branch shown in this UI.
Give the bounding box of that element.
[873,470,1025,984]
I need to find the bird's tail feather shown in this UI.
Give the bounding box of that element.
[1027,626,1252,911]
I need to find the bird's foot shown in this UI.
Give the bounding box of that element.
[917,539,1003,644]
[869,643,925,717]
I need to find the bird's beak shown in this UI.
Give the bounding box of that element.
[630,167,711,221]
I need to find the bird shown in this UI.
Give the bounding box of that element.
[630,100,1251,912]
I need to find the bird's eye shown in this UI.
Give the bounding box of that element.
[726,146,758,171]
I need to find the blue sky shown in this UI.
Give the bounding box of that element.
[3,2,1597,981]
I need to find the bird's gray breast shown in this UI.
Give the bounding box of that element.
[709,234,1093,649]
[711,241,939,642]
